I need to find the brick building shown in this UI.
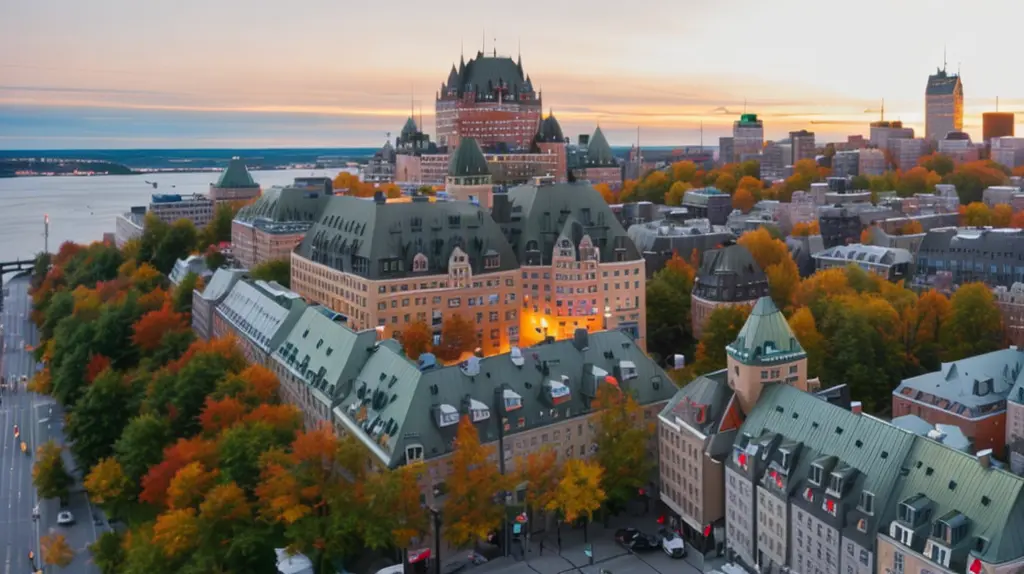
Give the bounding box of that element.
[231,183,326,269]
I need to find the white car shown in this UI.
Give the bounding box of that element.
[661,529,687,559]
[57,511,74,525]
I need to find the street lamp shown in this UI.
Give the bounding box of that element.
[602,306,612,331]
[428,507,442,574]
[493,384,510,557]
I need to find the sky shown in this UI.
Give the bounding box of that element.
[2,0,1023,150]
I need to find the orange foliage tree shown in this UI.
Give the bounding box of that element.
[41,533,74,567]
[791,221,820,237]
[140,437,219,507]
[993,203,1013,227]
[1012,211,1024,229]
[434,314,477,362]
[167,461,220,510]
[738,228,800,309]
[515,448,561,515]
[593,183,616,204]
[443,416,508,547]
[198,396,247,434]
[132,302,188,352]
[152,508,200,558]
[899,220,924,235]
[732,187,756,213]
[400,320,434,360]
[961,202,993,226]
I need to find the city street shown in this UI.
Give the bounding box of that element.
[1,275,103,574]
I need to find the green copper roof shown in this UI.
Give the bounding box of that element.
[401,117,418,138]
[448,137,490,177]
[585,127,616,167]
[726,296,804,365]
[537,114,565,143]
[214,157,258,189]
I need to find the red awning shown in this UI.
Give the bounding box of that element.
[408,549,431,564]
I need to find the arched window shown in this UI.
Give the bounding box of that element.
[413,253,428,272]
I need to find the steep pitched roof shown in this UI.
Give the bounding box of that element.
[234,185,327,224]
[660,369,733,437]
[213,157,258,189]
[536,114,565,144]
[698,243,765,281]
[455,53,530,95]
[198,268,246,302]
[585,127,616,167]
[448,137,490,177]
[216,279,306,354]
[726,297,804,366]
[896,348,1024,415]
[401,117,419,138]
[295,195,518,280]
[501,182,642,265]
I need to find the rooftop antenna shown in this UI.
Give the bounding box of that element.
[419,104,423,134]
[943,45,947,73]
[997,96,1000,112]
[881,98,885,122]
[481,29,485,54]
[410,84,415,123]
[493,37,496,57]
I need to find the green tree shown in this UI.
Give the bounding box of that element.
[200,202,236,248]
[217,422,289,492]
[593,384,652,510]
[153,219,199,274]
[850,174,870,190]
[692,305,751,374]
[646,254,695,363]
[115,414,173,485]
[918,153,955,176]
[139,213,171,266]
[173,272,201,315]
[33,440,74,502]
[204,246,227,271]
[250,258,290,288]
[68,368,139,472]
[940,283,1004,361]
[90,530,127,574]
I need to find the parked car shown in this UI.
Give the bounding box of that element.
[614,528,658,553]
[57,511,75,526]
[660,529,687,558]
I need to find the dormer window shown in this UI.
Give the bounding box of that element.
[484,252,500,269]
[858,491,875,515]
[406,444,424,462]
[436,404,459,428]
[546,379,571,405]
[809,464,824,486]
[510,347,525,367]
[827,473,844,496]
[619,360,638,381]
[503,389,522,412]
[413,253,428,272]
[779,450,791,471]
[469,399,490,423]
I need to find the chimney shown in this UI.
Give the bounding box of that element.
[572,328,589,352]
[977,448,993,469]
[850,401,862,415]
[373,190,386,203]
[491,186,511,223]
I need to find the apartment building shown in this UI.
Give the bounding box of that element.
[627,216,734,278]
[191,268,246,341]
[790,130,816,163]
[761,142,789,182]
[833,151,861,179]
[290,192,520,357]
[682,188,733,226]
[859,148,886,177]
[914,228,1024,292]
[870,121,914,151]
[231,183,326,269]
[1008,362,1024,475]
[115,207,146,248]
[149,193,216,228]
[812,244,914,282]
[994,284,1024,348]
[991,137,1024,170]
[211,278,306,365]
[169,255,210,288]
[733,115,765,162]
[894,138,930,172]
[892,348,1024,454]
[691,243,768,339]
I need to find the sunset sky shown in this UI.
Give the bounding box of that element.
[2,0,1022,149]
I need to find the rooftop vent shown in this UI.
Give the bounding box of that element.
[460,356,481,377]
[435,404,459,428]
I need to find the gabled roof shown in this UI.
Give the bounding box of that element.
[215,279,306,354]
[401,117,419,138]
[895,348,1023,415]
[213,157,258,189]
[333,330,676,468]
[448,137,490,177]
[295,195,518,280]
[198,268,246,302]
[536,114,565,144]
[660,369,732,437]
[502,182,642,265]
[585,127,616,167]
[448,53,531,96]
[727,297,804,366]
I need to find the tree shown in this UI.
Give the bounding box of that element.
[140,437,219,507]
[788,307,824,379]
[903,289,952,373]
[940,283,1004,361]
[41,533,75,567]
[443,417,507,547]
[714,172,737,195]
[791,221,820,237]
[993,203,1014,227]
[84,354,112,384]
[167,461,220,510]
[363,465,430,550]
[515,448,561,516]
[738,228,799,310]
[84,457,131,512]
[548,459,605,524]
[670,160,698,183]
[693,305,751,374]
[198,396,247,434]
[665,181,691,206]
[732,187,756,213]
[200,202,236,248]
[638,170,671,204]
[33,440,74,502]
[434,313,476,362]
[204,245,227,271]
[850,174,870,190]
[646,256,695,364]
[153,219,199,274]
[173,272,201,314]
[962,202,993,226]
[593,385,652,510]
[895,166,940,197]
[1013,211,1024,229]
[400,320,433,360]
[618,179,638,203]
[132,302,189,352]
[90,530,126,574]
[152,508,200,558]
[918,153,955,177]
[947,161,1009,204]
[593,183,616,204]
[899,220,924,235]
[250,258,290,288]
[115,414,173,485]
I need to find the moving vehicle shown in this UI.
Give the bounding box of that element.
[57,511,75,526]
[20,441,28,455]
[660,529,687,558]
[613,528,659,553]
[13,424,19,438]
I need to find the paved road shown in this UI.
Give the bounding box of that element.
[0,276,104,574]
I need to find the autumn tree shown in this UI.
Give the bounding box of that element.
[515,448,561,518]
[940,283,1004,361]
[250,258,291,288]
[947,160,1009,204]
[899,220,924,235]
[618,179,639,203]
[33,440,74,502]
[918,153,955,177]
[738,228,800,310]
[902,289,952,373]
[715,172,737,195]
[638,170,671,203]
[152,508,200,559]
[692,305,751,374]
[791,221,820,237]
[548,459,605,531]
[172,271,201,314]
[140,437,219,507]
[131,302,189,353]
[84,457,132,516]
[593,385,652,510]
[665,181,691,206]
[115,414,173,486]
[400,320,433,360]
[961,202,993,226]
[993,203,1014,227]
[732,187,756,213]
[646,253,695,363]
[200,202,237,248]
[895,166,940,197]
[593,183,616,204]
[788,307,824,379]
[434,313,476,362]
[363,465,430,551]
[167,461,220,509]
[443,416,507,547]
[41,533,74,567]
[198,396,247,434]
[90,531,126,574]
[671,160,698,183]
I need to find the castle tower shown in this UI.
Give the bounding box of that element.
[725,297,808,415]
[445,137,493,208]
[534,113,568,182]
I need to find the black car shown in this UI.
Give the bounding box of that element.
[614,528,658,553]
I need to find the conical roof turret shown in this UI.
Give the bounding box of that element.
[214,156,258,189]
[585,126,615,167]
[447,137,490,177]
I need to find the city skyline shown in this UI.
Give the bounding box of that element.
[2,0,1023,149]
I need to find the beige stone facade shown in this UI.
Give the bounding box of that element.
[658,416,724,531]
[291,250,521,358]
[231,220,308,270]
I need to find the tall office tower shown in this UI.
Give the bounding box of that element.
[925,65,964,142]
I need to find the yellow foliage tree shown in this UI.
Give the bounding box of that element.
[593,183,616,204]
[993,203,1013,227]
[671,160,698,183]
[665,181,691,206]
[41,533,74,567]
[962,202,993,226]
[547,459,605,523]
[732,187,756,213]
[788,307,824,378]
[443,417,508,547]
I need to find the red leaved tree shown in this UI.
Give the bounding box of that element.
[132,302,188,352]
[198,396,247,434]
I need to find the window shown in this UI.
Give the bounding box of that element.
[484,254,500,269]
[828,473,843,495]
[448,298,461,308]
[859,550,869,567]
[809,464,823,486]
[413,253,428,272]
[897,503,915,525]
[893,552,904,574]
[859,491,875,514]
[405,444,424,462]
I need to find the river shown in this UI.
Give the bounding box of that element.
[0,169,342,263]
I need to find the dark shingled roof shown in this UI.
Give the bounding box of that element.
[295,195,517,281]
[926,69,962,96]
[536,114,565,143]
[401,117,419,138]
[446,53,530,96]
[500,181,642,265]
[235,186,326,224]
[448,137,490,177]
[214,157,258,189]
[330,329,676,468]
[693,243,769,303]
[585,127,616,167]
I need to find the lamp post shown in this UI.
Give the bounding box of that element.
[429,507,442,574]
[493,384,510,557]
[602,306,612,331]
